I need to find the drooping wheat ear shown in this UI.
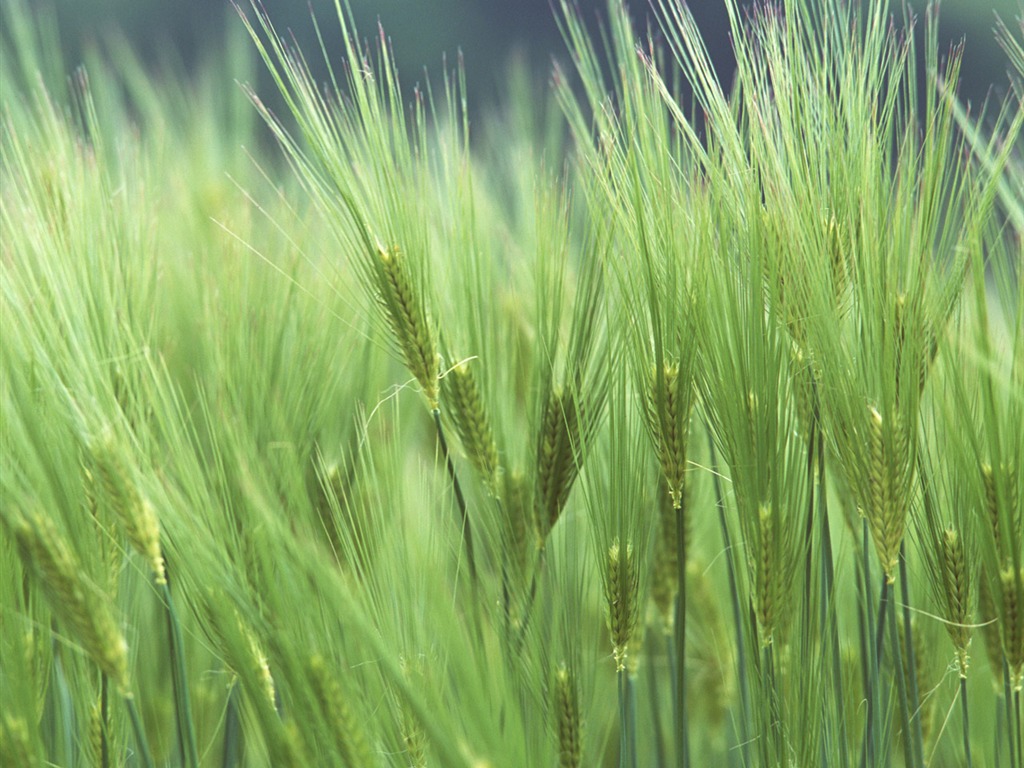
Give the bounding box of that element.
[443,360,500,493]
[534,388,581,542]
[999,566,1024,690]
[0,716,33,768]
[89,430,165,584]
[755,504,780,646]
[307,655,374,768]
[939,527,972,676]
[790,343,820,442]
[978,572,1006,689]
[605,538,640,672]
[375,245,439,409]
[554,663,583,768]
[9,510,129,693]
[864,405,912,582]
[650,479,686,628]
[501,469,531,585]
[642,361,691,508]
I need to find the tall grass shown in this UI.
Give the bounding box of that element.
[2,0,1022,766]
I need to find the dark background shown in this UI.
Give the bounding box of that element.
[28,1,1023,120]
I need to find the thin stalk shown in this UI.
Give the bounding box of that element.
[859,522,882,768]
[706,428,751,767]
[125,695,155,768]
[1006,660,1019,768]
[222,680,242,768]
[432,409,478,585]
[618,668,634,768]
[960,676,973,768]
[433,408,485,648]
[673,499,689,768]
[763,643,782,766]
[628,671,639,768]
[888,584,915,768]
[649,631,667,768]
[53,634,75,767]
[818,429,849,768]
[100,673,109,768]
[512,544,547,658]
[897,548,925,768]
[998,691,1005,768]
[162,573,200,768]
[1015,687,1023,768]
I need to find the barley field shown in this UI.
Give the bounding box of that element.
[1,1,1022,766]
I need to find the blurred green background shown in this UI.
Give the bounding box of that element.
[29,1,1024,116]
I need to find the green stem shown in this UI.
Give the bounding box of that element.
[649,632,667,768]
[960,675,973,768]
[673,499,689,768]
[222,679,242,768]
[125,695,155,768]
[898,548,924,768]
[888,583,915,768]
[997,691,1005,768]
[52,630,75,768]
[618,668,627,768]
[433,409,484,647]
[432,409,478,585]
[1006,660,1019,768]
[100,674,109,768]
[1015,686,1023,768]
[817,432,849,768]
[628,671,639,768]
[162,574,200,768]
[706,428,751,768]
[762,643,782,765]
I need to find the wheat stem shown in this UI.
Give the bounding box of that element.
[707,428,750,766]
[222,680,242,768]
[898,547,925,767]
[960,675,973,768]
[432,408,479,589]
[888,583,915,768]
[674,498,689,768]
[125,695,155,768]
[162,571,199,768]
